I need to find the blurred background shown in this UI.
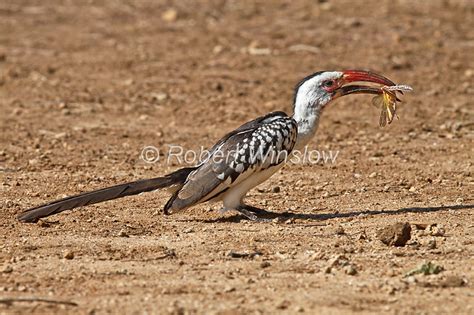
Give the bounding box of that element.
[1,1,472,160]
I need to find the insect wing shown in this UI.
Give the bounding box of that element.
[386,92,397,124]
[387,99,397,124]
[379,105,388,127]
[383,90,398,124]
[371,95,383,109]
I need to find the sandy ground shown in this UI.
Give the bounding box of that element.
[1,0,473,314]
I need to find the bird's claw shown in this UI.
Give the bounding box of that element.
[236,206,273,222]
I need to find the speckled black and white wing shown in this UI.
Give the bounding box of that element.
[164,111,298,213]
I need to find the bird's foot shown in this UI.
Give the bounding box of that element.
[242,205,275,216]
[236,205,272,222]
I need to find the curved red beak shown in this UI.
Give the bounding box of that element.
[335,70,397,97]
[342,70,396,86]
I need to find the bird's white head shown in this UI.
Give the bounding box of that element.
[292,70,395,149]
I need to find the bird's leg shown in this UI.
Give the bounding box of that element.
[235,205,272,222]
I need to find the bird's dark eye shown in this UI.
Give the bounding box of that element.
[324,80,334,87]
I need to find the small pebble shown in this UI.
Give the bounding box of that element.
[295,306,305,312]
[427,238,437,249]
[224,286,235,293]
[431,226,445,237]
[285,218,295,224]
[1,265,13,273]
[277,300,290,310]
[63,251,74,260]
[358,230,367,240]
[335,225,345,235]
[37,220,50,228]
[151,92,168,102]
[260,261,271,268]
[118,230,129,237]
[406,276,417,284]
[344,265,357,276]
[162,8,178,22]
[213,45,223,54]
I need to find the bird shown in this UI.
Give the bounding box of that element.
[17,70,395,223]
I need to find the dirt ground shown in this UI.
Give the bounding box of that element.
[1,0,473,314]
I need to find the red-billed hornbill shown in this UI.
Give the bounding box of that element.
[17,70,395,223]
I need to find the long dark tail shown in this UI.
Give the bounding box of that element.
[17,167,195,223]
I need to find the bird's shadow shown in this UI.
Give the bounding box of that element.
[203,204,474,223]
